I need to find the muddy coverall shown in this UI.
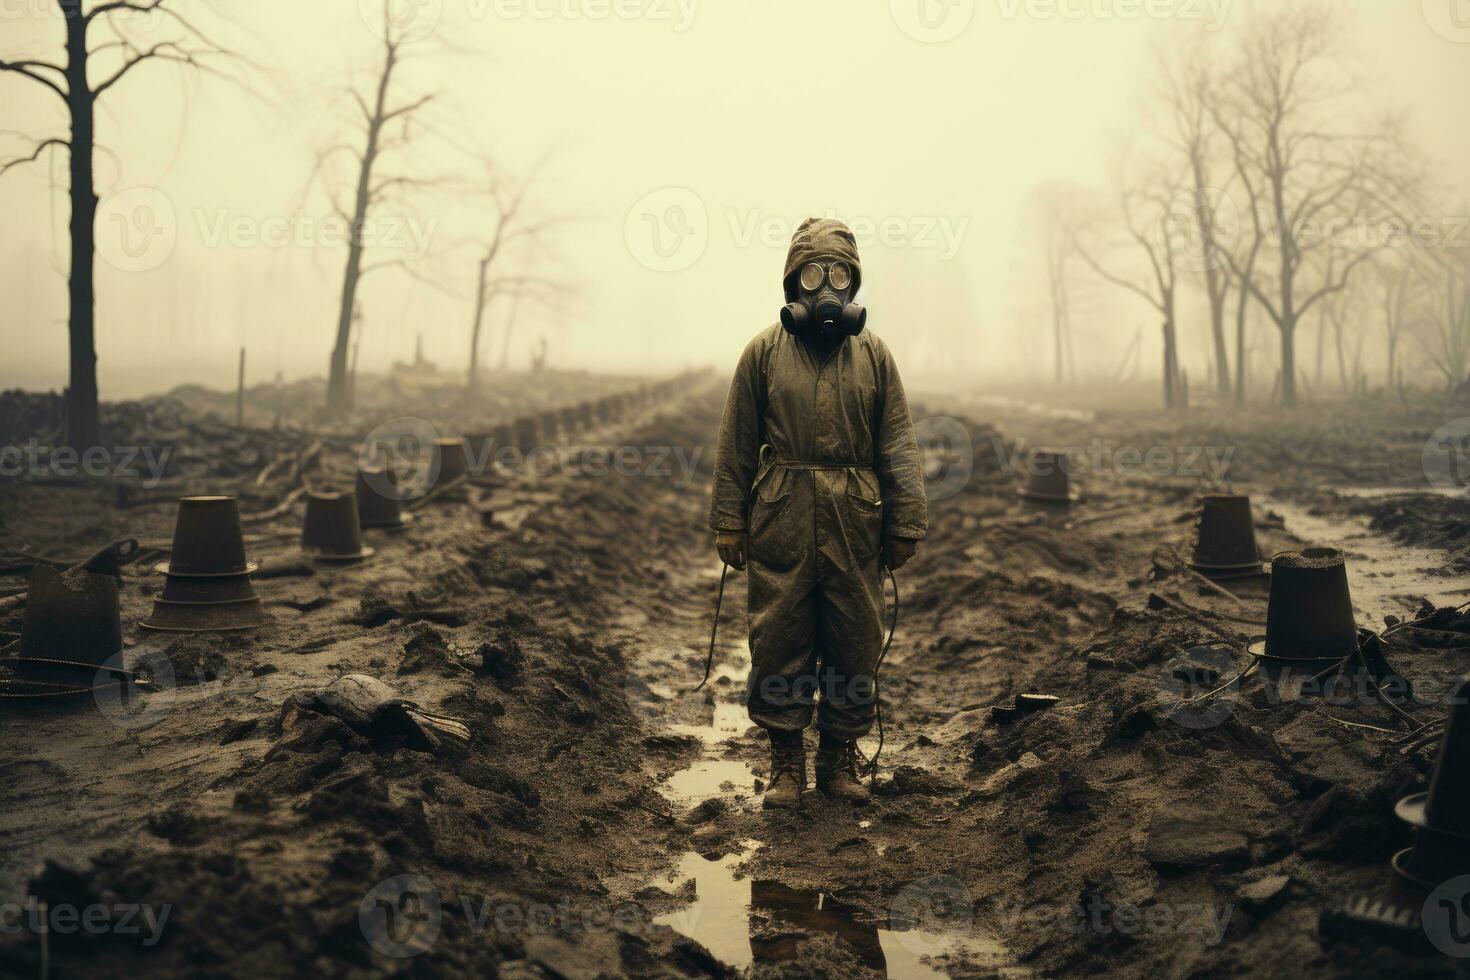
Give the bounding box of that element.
[709,323,927,738]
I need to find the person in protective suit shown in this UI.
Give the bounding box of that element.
[709,217,927,809]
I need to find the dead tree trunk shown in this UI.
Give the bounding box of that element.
[326,51,392,415]
[64,2,99,451]
[467,254,491,392]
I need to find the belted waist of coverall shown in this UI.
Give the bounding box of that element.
[759,444,873,472]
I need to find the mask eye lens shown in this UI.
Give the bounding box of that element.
[799,263,825,292]
[828,263,851,291]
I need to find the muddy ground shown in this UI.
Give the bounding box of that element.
[2,376,1470,978]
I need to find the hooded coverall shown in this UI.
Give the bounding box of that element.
[709,219,927,739]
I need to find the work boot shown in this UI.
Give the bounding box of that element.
[763,729,806,810]
[815,733,870,804]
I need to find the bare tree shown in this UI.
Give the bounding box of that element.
[1027,184,1082,384]
[310,2,443,415]
[1071,157,1187,409]
[1212,1,1400,407]
[1154,35,1232,399]
[1412,245,1470,392]
[0,0,235,450]
[465,160,577,392]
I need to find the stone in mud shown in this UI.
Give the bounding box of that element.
[398,623,453,676]
[1145,813,1249,873]
[1293,784,1403,859]
[1236,874,1290,908]
[477,633,526,690]
[877,764,960,797]
[346,593,402,628]
[976,751,1045,795]
[684,796,725,825]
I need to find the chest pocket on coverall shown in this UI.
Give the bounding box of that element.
[844,467,883,563]
[749,463,803,571]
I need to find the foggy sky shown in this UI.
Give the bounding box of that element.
[2,0,1467,398]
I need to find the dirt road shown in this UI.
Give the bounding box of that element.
[3,381,1468,977]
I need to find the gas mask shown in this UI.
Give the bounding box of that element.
[780,260,866,337]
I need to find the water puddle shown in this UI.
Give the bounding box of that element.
[965,394,1094,423]
[649,845,1014,978]
[1332,486,1467,500]
[657,639,755,806]
[1262,495,1463,625]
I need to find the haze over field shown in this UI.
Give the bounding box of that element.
[1,0,1466,398]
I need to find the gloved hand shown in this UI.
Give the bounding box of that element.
[715,531,747,570]
[885,536,918,571]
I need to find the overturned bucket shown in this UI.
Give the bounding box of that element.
[1393,676,1470,893]
[10,545,129,691]
[356,466,413,530]
[143,498,267,632]
[302,490,375,562]
[1017,448,1081,504]
[1190,494,1266,578]
[1246,549,1357,667]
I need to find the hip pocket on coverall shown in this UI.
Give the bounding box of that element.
[844,468,884,563]
[749,467,802,570]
